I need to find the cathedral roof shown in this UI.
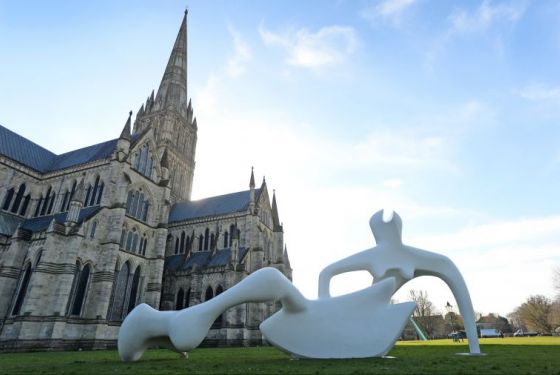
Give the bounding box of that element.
[20,206,101,233]
[168,189,261,223]
[0,124,145,173]
[0,212,24,236]
[164,247,250,272]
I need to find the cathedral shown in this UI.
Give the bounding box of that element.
[0,12,292,351]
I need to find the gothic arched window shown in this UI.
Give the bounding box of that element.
[70,263,91,316]
[10,184,26,213]
[46,191,55,214]
[109,262,130,321]
[223,231,229,248]
[176,288,184,310]
[96,181,104,205]
[39,187,51,216]
[67,180,77,211]
[20,194,30,216]
[132,232,139,253]
[180,232,185,254]
[126,189,150,223]
[2,188,14,211]
[89,176,100,206]
[229,225,235,247]
[84,185,92,207]
[126,267,141,314]
[198,235,203,251]
[126,231,133,251]
[120,229,126,248]
[204,228,210,250]
[175,237,179,255]
[133,144,153,179]
[12,263,32,316]
[205,286,214,301]
[60,190,69,212]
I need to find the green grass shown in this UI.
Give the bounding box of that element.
[1,337,559,374]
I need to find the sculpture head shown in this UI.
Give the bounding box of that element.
[369,209,403,245]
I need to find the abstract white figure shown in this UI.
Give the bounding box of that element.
[118,267,414,360]
[118,209,481,361]
[318,209,481,355]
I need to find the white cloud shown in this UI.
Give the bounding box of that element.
[448,0,527,34]
[226,27,252,78]
[361,0,418,25]
[515,84,560,101]
[383,179,402,189]
[259,24,358,68]
[352,129,455,171]
[411,215,560,253]
[400,215,560,315]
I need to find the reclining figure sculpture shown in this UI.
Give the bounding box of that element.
[118,209,481,361]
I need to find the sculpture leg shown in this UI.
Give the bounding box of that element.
[118,267,306,361]
[118,304,177,361]
[168,267,307,352]
[416,257,481,355]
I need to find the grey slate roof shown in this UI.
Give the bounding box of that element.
[164,247,249,272]
[0,124,141,173]
[0,213,25,236]
[21,206,102,233]
[169,189,260,223]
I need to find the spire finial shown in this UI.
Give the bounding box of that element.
[249,166,255,189]
[120,110,132,140]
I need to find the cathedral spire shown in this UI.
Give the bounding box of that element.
[154,12,188,113]
[249,166,255,189]
[119,111,132,140]
[271,189,282,232]
[249,167,255,214]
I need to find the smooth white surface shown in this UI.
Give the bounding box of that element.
[260,277,415,358]
[318,209,481,354]
[119,209,481,361]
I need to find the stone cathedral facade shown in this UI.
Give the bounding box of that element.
[0,12,292,351]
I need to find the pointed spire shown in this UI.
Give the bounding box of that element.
[271,189,282,231]
[283,244,291,268]
[154,12,188,113]
[249,166,255,189]
[120,111,132,140]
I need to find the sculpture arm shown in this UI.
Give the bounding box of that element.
[414,252,481,354]
[318,250,374,299]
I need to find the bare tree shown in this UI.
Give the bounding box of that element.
[550,301,560,333]
[515,295,553,333]
[408,289,443,338]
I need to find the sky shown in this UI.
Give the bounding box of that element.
[1,0,560,317]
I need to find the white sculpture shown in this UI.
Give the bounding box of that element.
[118,209,481,361]
[318,209,481,355]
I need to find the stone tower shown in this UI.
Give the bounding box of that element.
[133,11,197,203]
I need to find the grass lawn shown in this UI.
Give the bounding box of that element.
[0,337,559,374]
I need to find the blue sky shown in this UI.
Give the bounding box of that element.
[1,0,560,316]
